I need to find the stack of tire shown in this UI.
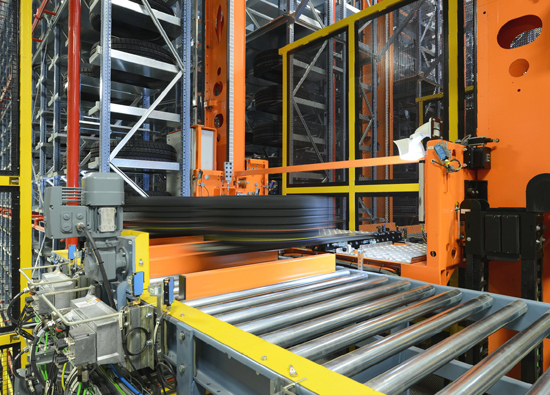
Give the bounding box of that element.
[124,195,335,250]
[83,0,178,194]
[88,0,178,90]
[89,140,177,165]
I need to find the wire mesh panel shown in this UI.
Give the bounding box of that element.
[0,0,20,176]
[0,188,19,327]
[355,0,445,184]
[288,30,348,186]
[0,343,21,395]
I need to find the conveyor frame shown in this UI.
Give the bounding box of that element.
[155,268,546,394]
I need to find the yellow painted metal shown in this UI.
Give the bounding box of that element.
[285,186,349,194]
[348,24,357,231]
[121,230,150,287]
[355,183,420,193]
[282,42,288,196]
[279,0,409,56]
[143,294,383,394]
[20,0,33,305]
[0,176,19,187]
[447,0,459,142]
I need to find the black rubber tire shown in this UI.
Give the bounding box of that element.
[63,67,100,103]
[61,149,88,170]
[253,49,283,83]
[89,0,175,42]
[252,121,282,147]
[254,85,283,115]
[125,190,172,198]
[91,37,176,64]
[90,140,177,162]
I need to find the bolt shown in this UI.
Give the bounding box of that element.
[63,214,70,220]
[145,313,152,318]
[139,259,144,266]
[180,313,185,318]
[466,237,471,242]
[179,332,186,341]
[76,213,83,220]
[536,226,541,231]
[178,365,186,374]
[261,356,267,361]
[146,340,153,346]
[124,322,130,327]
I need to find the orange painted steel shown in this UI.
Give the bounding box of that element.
[401,141,472,284]
[477,0,550,373]
[182,253,336,300]
[203,0,245,172]
[235,155,417,177]
[149,240,278,278]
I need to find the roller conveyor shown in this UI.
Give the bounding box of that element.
[166,269,550,394]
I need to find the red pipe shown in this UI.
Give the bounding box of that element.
[32,0,51,34]
[67,0,81,249]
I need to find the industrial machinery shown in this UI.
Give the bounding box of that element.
[0,0,549,393]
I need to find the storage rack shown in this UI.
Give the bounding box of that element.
[30,0,193,266]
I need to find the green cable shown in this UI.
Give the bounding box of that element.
[83,389,87,395]
[77,382,82,395]
[100,367,125,395]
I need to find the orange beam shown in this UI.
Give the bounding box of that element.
[183,254,336,300]
[149,241,278,278]
[235,156,417,177]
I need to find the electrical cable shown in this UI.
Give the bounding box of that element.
[12,349,25,380]
[81,226,116,309]
[123,327,150,356]
[99,366,126,395]
[6,290,25,325]
[30,328,46,386]
[109,365,141,395]
[62,363,68,391]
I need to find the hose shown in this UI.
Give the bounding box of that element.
[80,226,116,309]
[109,365,141,395]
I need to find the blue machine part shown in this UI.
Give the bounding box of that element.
[132,272,144,297]
[434,143,449,162]
[68,244,77,260]
[163,277,175,306]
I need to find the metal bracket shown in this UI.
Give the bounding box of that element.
[270,377,304,395]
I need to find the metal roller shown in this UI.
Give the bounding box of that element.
[261,285,436,348]
[364,300,527,395]
[215,277,388,325]
[525,360,550,395]
[183,270,350,308]
[290,289,462,361]
[236,280,411,335]
[324,294,494,377]
[437,309,550,395]
[200,272,368,315]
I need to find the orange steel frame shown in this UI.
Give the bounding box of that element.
[203,0,245,173]
[476,0,550,374]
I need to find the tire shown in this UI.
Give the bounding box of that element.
[252,121,282,147]
[253,49,282,83]
[254,85,283,115]
[91,37,176,64]
[89,0,175,42]
[125,190,172,198]
[63,66,100,103]
[61,149,88,170]
[90,140,177,162]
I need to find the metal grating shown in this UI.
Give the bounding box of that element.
[0,343,21,395]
